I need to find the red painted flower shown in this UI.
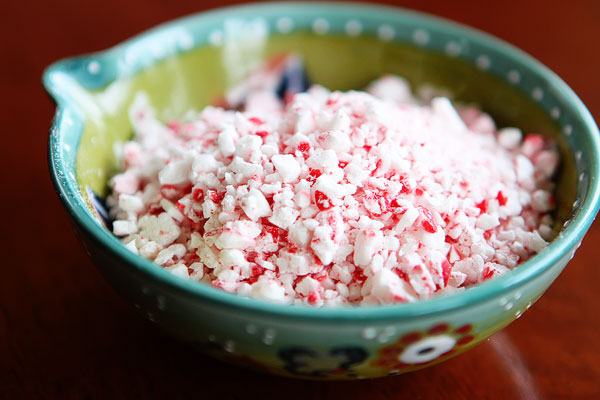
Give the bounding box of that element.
[371,323,475,372]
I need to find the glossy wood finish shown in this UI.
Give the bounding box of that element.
[2,1,599,398]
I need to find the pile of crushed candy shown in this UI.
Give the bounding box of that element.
[108,73,559,306]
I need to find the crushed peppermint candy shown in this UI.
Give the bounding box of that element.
[108,75,558,306]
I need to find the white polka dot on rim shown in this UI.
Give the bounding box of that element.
[345,19,362,36]
[178,34,194,50]
[576,150,582,162]
[276,16,293,33]
[125,51,136,65]
[579,172,585,182]
[532,87,544,101]
[224,340,235,353]
[412,29,429,45]
[209,30,224,46]
[503,302,514,311]
[551,107,561,119]
[564,124,573,136]
[157,295,167,310]
[377,24,394,41]
[312,18,329,35]
[507,70,521,84]
[514,292,522,300]
[445,41,461,57]
[383,326,396,336]
[151,45,164,58]
[377,333,392,343]
[476,55,491,70]
[362,327,377,339]
[245,324,258,334]
[87,60,100,74]
[254,17,268,32]
[262,328,276,345]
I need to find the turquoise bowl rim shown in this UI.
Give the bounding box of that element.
[44,2,600,321]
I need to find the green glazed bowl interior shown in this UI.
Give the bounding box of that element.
[44,2,600,379]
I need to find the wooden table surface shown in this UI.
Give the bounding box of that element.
[2,0,599,398]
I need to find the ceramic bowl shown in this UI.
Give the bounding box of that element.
[44,2,600,379]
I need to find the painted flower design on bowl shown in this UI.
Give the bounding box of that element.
[278,346,368,377]
[371,323,476,373]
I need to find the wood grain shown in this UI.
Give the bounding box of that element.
[1,1,599,398]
